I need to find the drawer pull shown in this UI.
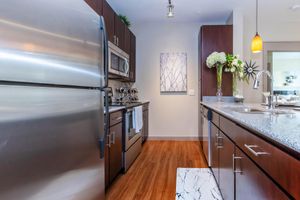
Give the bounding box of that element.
[216,136,223,148]
[111,132,115,144]
[232,154,243,174]
[112,116,122,121]
[107,134,111,148]
[244,144,269,156]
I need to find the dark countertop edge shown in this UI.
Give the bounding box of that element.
[201,103,300,161]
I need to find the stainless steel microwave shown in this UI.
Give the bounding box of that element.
[108,41,130,77]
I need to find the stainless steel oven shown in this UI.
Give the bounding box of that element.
[123,107,142,172]
[108,41,130,77]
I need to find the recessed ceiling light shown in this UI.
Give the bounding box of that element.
[290,4,300,11]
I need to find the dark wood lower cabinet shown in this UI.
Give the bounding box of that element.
[202,106,296,199]
[235,148,289,200]
[219,131,235,200]
[142,103,149,143]
[105,111,123,188]
[105,142,109,188]
[108,122,123,182]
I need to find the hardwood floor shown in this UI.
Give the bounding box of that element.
[106,141,208,200]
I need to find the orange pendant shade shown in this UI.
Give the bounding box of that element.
[251,33,263,53]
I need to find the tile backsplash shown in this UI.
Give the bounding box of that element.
[108,79,134,101]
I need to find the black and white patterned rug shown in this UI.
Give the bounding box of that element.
[176,168,223,200]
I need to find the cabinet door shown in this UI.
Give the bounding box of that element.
[211,123,219,184]
[114,14,125,49]
[142,109,149,143]
[235,148,290,200]
[219,131,235,200]
[102,0,115,44]
[124,27,131,55]
[129,31,136,82]
[109,122,123,182]
[105,139,109,188]
[84,0,103,15]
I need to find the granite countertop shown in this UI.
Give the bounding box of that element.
[201,102,300,159]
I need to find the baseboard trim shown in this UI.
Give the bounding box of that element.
[148,136,200,141]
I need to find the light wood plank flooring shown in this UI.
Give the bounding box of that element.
[106,141,207,200]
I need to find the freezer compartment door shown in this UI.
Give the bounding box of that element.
[0,85,105,200]
[0,0,105,88]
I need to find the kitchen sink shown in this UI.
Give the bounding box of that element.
[232,107,267,114]
[232,107,294,115]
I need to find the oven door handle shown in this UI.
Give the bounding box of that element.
[126,108,134,112]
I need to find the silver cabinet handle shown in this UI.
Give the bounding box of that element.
[107,134,111,148]
[232,154,243,174]
[116,37,119,46]
[111,132,115,144]
[216,136,223,149]
[112,117,122,121]
[114,35,117,44]
[244,144,269,156]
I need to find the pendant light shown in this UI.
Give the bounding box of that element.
[167,0,174,18]
[251,0,263,53]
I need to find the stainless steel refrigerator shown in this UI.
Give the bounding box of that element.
[0,0,108,199]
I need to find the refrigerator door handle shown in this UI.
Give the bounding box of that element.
[100,16,109,89]
[103,89,110,149]
[99,16,110,158]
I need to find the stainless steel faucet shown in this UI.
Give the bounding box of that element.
[253,70,272,89]
[253,70,276,109]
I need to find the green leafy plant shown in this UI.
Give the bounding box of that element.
[119,15,131,27]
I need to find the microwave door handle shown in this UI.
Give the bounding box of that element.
[125,59,129,75]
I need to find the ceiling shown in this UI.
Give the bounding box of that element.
[107,0,300,24]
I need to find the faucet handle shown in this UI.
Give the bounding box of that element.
[267,95,278,109]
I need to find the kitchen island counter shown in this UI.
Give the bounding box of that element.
[201,102,300,160]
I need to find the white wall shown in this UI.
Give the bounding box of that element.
[241,15,300,102]
[227,10,244,96]
[131,22,201,138]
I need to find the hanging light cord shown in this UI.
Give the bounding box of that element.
[256,0,258,34]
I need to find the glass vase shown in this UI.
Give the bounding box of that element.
[216,65,223,102]
[232,73,238,96]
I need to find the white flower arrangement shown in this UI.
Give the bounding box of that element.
[224,54,246,81]
[206,52,227,68]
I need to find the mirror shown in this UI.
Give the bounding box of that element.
[263,42,300,105]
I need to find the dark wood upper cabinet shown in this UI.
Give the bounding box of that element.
[124,27,131,55]
[102,0,115,43]
[129,31,136,82]
[84,0,103,15]
[218,131,235,200]
[235,148,290,200]
[114,14,125,49]
[199,25,233,98]
[102,0,136,82]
